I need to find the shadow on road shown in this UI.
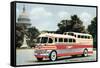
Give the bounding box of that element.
[29,55,91,63]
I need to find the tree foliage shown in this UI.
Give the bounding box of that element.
[87,17,97,36]
[16,26,40,48]
[28,27,40,38]
[27,27,40,47]
[87,17,97,48]
[56,15,86,34]
[16,26,24,48]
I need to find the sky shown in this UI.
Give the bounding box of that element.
[16,3,96,31]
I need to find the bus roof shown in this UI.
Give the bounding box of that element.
[64,32,92,36]
[38,33,76,38]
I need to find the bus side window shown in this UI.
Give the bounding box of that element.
[68,33,74,36]
[78,35,81,38]
[73,39,76,42]
[81,35,84,38]
[55,38,57,42]
[74,35,76,37]
[69,38,72,43]
[85,36,87,39]
[88,36,90,39]
[59,38,63,42]
[48,38,53,43]
[64,38,68,42]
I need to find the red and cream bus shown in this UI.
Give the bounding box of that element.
[34,32,93,61]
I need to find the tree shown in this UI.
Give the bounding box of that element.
[87,17,97,48]
[56,15,86,34]
[16,26,24,48]
[27,27,40,47]
[87,17,96,35]
[28,27,40,38]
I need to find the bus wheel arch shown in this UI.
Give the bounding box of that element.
[37,58,43,61]
[49,50,57,61]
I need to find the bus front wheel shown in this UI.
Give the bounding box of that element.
[49,51,57,61]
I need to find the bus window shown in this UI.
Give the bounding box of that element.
[55,38,57,42]
[73,39,76,42]
[59,38,63,42]
[69,39,72,42]
[88,36,90,39]
[64,33,67,35]
[74,35,76,37]
[81,35,84,38]
[68,33,74,36]
[64,38,68,42]
[78,35,81,38]
[85,36,87,39]
[48,38,53,43]
[41,37,48,43]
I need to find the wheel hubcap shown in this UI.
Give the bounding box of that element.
[84,50,88,56]
[51,52,56,61]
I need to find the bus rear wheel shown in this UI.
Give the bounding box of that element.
[49,51,57,61]
[82,49,88,57]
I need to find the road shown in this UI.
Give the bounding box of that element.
[16,49,97,66]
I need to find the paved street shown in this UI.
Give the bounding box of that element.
[16,49,97,66]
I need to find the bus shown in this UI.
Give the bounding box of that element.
[34,32,93,61]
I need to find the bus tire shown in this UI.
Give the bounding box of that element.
[49,51,57,61]
[37,58,43,61]
[82,49,88,57]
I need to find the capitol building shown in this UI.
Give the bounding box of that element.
[16,6,31,48]
[16,6,31,28]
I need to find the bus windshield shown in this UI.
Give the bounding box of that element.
[41,37,48,43]
[37,37,48,43]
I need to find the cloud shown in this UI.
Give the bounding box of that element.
[30,7,53,20]
[34,21,57,31]
[79,12,92,28]
[16,8,20,22]
[57,11,70,20]
[30,7,56,31]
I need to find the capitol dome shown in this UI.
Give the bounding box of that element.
[17,6,31,26]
